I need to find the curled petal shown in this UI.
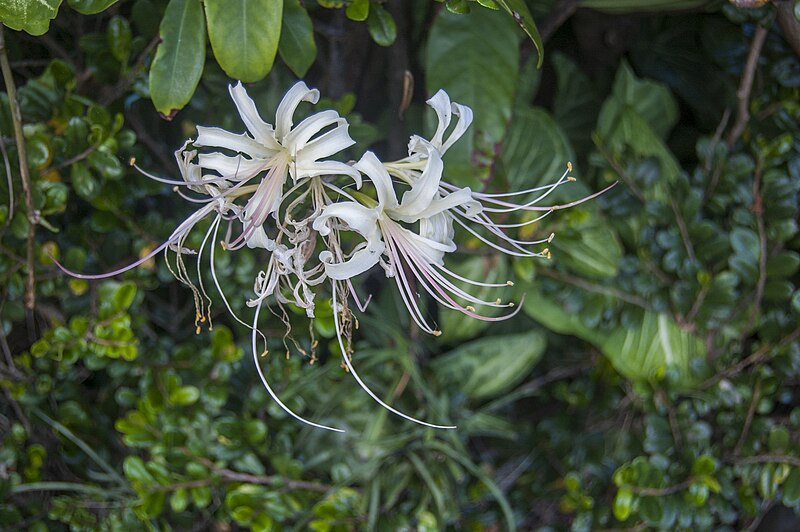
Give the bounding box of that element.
[391,149,444,220]
[427,90,452,149]
[354,151,398,210]
[314,201,384,280]
[198,152,270,180]
[293,160,361,187]
[297,121,355,162]
[195,126,276,158]
[228,82,282,150]
[283,110,342,153]
[275,81,320,142]
[442,102,473,153]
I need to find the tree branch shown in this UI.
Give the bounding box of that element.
[726,25,768,147]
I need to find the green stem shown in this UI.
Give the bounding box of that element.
[0,25,36,311]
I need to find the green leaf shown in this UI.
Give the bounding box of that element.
[345,0,369,21]
[556,220,623,279]
[601,311,705,384]
[431,331,546,400]
[502,106,574,190]
[68,0,118,15]
[124,456,155,485]
[521,286,601,343]
[169,385,200,405]
[204,0,282,82]
[0,0,62,35]
[279,0,316,78]
[107,15,132,64]
[112,281,137,310]
[552,53,602,155]
[366,2,396,46]
[496,0,543,67]
[426,7,520,189]
[149,0,206,118]
[783,468,800,505]
[170,488,189,512]
[613,488,634,521]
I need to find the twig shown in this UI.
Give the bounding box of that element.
[99,36,161,106]
[38,143,98,178]
[669,196,696,263]
[628,478,694,497]
[656,387,683,453]
[539,0,578,43]
[0,133,13,229]
[596,143,646,203]
[540,268,653,310]
[726,25,768,148]
[699,327,800,390]
[0,26,36,312]
[743,162,767,335]
[732,454,800,467]
[733,379,760,456]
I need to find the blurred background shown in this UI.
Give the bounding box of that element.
[1,0,799,529]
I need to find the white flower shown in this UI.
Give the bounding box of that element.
[189,81,360,250]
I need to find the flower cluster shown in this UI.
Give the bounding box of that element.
[59,81,607,432]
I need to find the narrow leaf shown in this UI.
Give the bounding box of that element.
[496,0,543,67]
[204,0,282,82]
[149,0,206,118]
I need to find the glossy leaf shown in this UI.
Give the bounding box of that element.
[68,0,118,14]
[426,7,520,189]
[0,0,62,35]
[366,2,396,46]
[432,331,545,400]
[278,0,316,78]
[601,311,705,383]
[205,0,282,82]
[149,0,206,117]
[496,0,543,67]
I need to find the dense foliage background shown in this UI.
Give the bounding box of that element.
[2,0,800,529]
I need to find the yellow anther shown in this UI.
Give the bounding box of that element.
[547,251,552,259]
[466,305,476,312]
[567,176,577,182]
[548,233,555,243]
[261,350,269,357]
[495,298,502,305]
[506,280,514,286]
[172,186,179,192]
[567,161,573,172]
[542,248,549,255]
[509,302,515,307]
[220,241,228,250]
[285,351,290,360]
[311,340,319,349]
[433,330,442,337]
[129,157,136,166]
[195,326,201,335]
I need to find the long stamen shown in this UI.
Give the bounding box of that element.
[252,300,344,433]
[332,281,455,429]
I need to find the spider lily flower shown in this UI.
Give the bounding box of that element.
[188,81,361,251]
[314,150,521,337]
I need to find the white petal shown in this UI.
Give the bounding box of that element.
[296,122,355,162]
[391,149,444,220]
[275,81,320,142]
[228,83,281,149]
[245,225,274,249]
[419,212,455,246]
[400,187,476,222]
[313,201,384,280]
[293,160,361,187]
[198,153,270,180]
[195,126,275,158]
[442,102,473,153]
[395,222,454,265]
[282,110,341,152]
[313,201,379,237]
[427,90,452,149]
[354,151,398,210]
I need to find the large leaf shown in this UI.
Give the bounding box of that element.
[149,0,206,118]
[68,0,118,15]
[552,53,601,156]
[502,106,574,190]
[437,255,512,343]
[426,6,521,189]
[431,331,545,400]
[601,311,705,384]
[496,0,543,67]
[555,220,623,279]
[0,0,62,35]
[204,0,282,82]
[595,62,681,193]
[521,287,600,343]
[278,0,316,78]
